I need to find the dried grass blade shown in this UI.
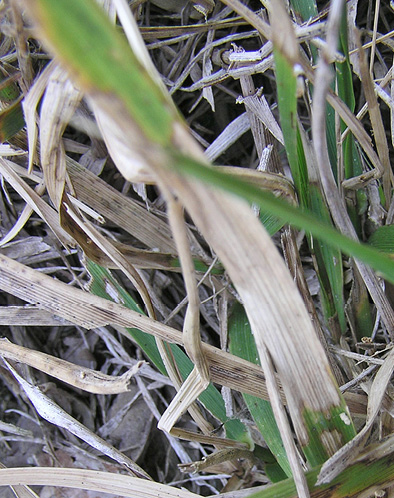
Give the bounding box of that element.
[66,158,181,255]
[62,199,155,317]
[22,61,55,173]
[0,463,39,498]
[0,158,74,246]
[205,112,250,162]
[0,467,197,498]
[17,0,358,469]
[2,359,151,479]
[0,252,270,400]
[0,338,143,394]
[39,65,82,208]
[0,181,44,247]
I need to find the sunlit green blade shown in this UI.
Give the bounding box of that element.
[85,259,251,445]
[229,303,291,479]
[273,49,301,197]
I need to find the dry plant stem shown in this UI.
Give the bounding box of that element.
[8,1,34,92]
[311,0,394,338]
[239,75,266,161]
[219,0,271,40]
[369,0,380,75]
[165,194,209,382]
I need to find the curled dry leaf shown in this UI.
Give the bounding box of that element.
[0,338,144,395]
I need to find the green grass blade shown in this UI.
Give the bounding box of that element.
[368,225,394,253]
[0,97,25,142]
[335,6,373,338]
[289,0,317,21]
[229,303,292,478]
[308,184,346,332]
[273,49,302,200]
[274,44,346,333]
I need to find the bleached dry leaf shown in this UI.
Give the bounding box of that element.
[0,183,44,246]
[0,306,73,326]
[91,101,156,184]
[0,338,143,395]
[66,157,180,254]
[0,467,197,498]
[0,463,39,498]
[237,91,284,145]
[22,61,56,174]
[39,65,82,208]
[63,199,155,317]
[205,113,250,162]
